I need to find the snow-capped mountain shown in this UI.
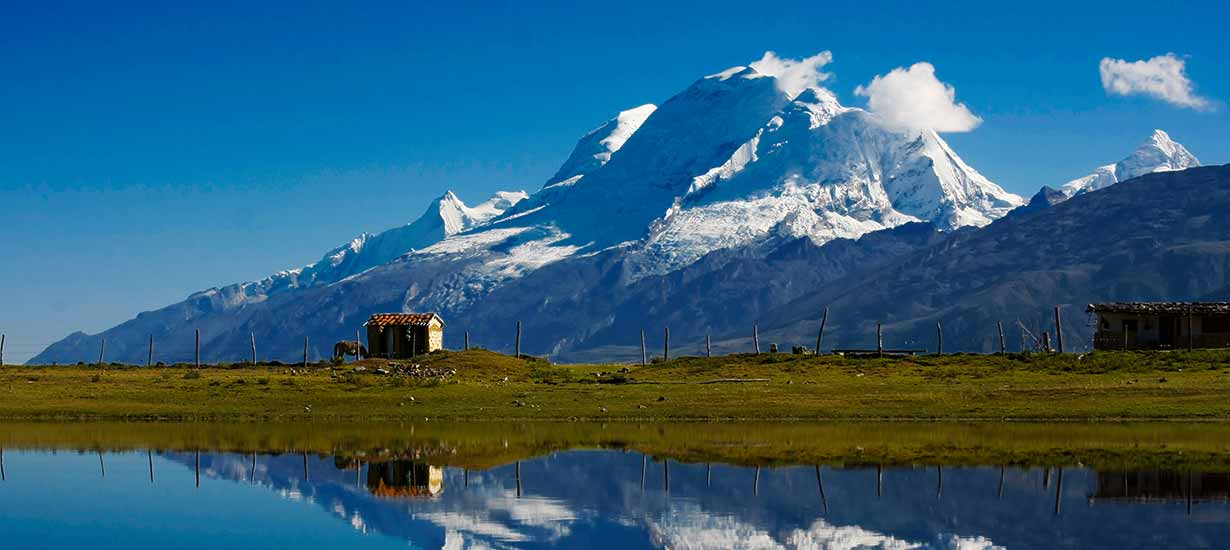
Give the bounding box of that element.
[33,55,1031,364]
[624,86,1022,277]
[1059,129,1200,199]
[201,189,529,311]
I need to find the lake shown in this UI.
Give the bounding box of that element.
[2,421,1229,549]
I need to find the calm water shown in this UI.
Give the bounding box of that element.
[2,446,1227,549]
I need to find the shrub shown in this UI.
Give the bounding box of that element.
[183,370,201,380]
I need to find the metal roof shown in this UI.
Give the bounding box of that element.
[364,313,444,327]
[1086,302,1230,315]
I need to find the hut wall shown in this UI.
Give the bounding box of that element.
[428,325,443,352]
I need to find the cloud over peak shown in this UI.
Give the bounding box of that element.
[855,62,982,133]
[1099,53,1211,110]
[749,51,834,99]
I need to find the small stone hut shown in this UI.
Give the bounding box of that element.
[1087,302,1230,350]
[365,313,445,358]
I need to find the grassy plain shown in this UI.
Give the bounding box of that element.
[3,348,1230,421]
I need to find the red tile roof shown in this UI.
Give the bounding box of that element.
[365,313,444,327]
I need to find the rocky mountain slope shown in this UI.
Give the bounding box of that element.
[37,57,1209,364]
[754,165,1230,354]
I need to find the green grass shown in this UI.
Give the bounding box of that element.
[4,348,1230,421]
[3,419,1230,471]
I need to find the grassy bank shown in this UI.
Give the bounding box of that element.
[4,348,1230,421]
[4,420,1230,470]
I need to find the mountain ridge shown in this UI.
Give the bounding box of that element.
[30,56,1205,364]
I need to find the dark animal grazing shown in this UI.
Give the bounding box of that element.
[333,341,368,361]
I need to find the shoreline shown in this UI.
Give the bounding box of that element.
[4,418,1230,470]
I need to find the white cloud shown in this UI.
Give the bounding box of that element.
[854,62,982,133]
[750,51,834,99]
[1099,53,1211,110]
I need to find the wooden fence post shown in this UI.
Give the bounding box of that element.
[706,333,712,358]
[355,329,361,361]
[1122,323,1129,351]
[998,322,1006,354]
[303,336,308,368]
[663,327,670,362]
[1188,305,1194,351]
[98,338,106,367]
[936,322,943,355]
[464,331,470,351]
[0,333,5,365]
[1054,306,1064,353]
[195,329,201,368]
[640,329,647,367]
[148,335,154,367]
[1042,331,1051,353]
[815,307,828,355]
[251,333,258,365]
[753,322,760,355]
[876,323,883,358]
[515,321,521,358]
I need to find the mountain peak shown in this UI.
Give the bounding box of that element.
[438,189,463,205]
[1148,128,1173,142]
[544,104,657,189]
[1059,129,1200,199]
[1131,128,1199,170]
[705,65,761,81]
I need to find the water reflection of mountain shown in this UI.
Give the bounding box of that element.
[165,452,1230,549]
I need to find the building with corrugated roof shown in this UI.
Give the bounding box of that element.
[1087,302,1230,350]
[365,313,445,358]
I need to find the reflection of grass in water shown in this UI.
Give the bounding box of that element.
[3,420,1230,471]
[5,349,1230,422]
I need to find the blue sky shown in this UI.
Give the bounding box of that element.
[1,0,1228,361]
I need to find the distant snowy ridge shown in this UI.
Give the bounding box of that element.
[203,188,528,308]
[1060,129,1200,199]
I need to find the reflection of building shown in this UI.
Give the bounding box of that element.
[365,461,444,498]
[1088,302,1230,350]
[1091,470,1230,503]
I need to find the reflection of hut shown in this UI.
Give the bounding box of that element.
[366,461,444,498]
[1090,470,1230,503]
[365,313,445,358]
[1088,302,1230,350]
